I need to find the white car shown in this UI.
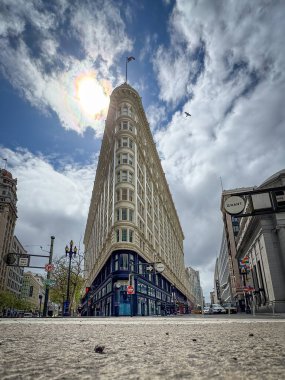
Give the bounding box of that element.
[23,312,33,318]
[211,304,226,314]
[203,307,211,314]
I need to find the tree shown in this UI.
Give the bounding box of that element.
[0,290,34,315]
[49,254,85,314]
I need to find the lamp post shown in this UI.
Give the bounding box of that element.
[64,240,77,316]
[39,294,43,317]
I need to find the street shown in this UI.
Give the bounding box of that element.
[0,315,285,380]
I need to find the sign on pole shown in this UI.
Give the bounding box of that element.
[44,263,55,272]
[155,263,165,273]
[127,285,135,295]
[224,196,245,215]
[18,255,30,267]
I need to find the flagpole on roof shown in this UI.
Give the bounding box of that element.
[1,158,7,170]
[126,56,135,83]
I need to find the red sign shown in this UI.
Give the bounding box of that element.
[45,263,55,272]
[127,285,134,294]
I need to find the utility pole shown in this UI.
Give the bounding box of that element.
[43,236,55,317]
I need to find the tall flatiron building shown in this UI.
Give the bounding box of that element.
[83,83,192,316]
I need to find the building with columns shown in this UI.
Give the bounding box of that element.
[220,169,285,313]
[83,83,194,316]
[235,169,285,313]
[0,168,18,291]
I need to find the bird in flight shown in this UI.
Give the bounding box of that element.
[185,112,191,117]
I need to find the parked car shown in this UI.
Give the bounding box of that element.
[203,307,211,314]
[23,312,33,318]
[210,304,226,314]
[222,303,237,314]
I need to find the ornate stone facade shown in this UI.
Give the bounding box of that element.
[83,83,193,316]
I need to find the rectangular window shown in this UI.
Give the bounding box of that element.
[116,229,120,242]
[122,171,128,181]
[122,153,128,164]
[122,137,128,147]
[128,172,133,183]
[122,208,127,220]
[120,253,128,269]
[116,209,120,221]
[122,122,128,130]
[122,229,127,241]
[122,188,128,200]
[129,209,133,222]
[129,190,134,202]
[129,154,134,166]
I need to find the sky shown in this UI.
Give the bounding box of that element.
[1,0,285,301]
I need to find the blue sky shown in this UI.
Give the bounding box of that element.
[1,0,285,300]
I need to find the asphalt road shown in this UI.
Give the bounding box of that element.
[0,315,285,380]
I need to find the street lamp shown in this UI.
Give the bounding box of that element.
[64,240,77,316]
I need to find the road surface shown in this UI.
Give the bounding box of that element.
[0,315,285,379]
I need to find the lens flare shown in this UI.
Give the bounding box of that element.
[76,74,110,117]
[60,65,112,135]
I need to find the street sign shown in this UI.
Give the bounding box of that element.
[44,279,56,286]
[127,285,135,294]
[44,263,55,272]
[146,265,153,272]
[155,263,165,273]
[224,196,245,215]
[18,255,30,267]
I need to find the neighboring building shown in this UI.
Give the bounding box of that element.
[20,272,43,311]
[185,266,203,308]
[0,168,18,291]
[235,170,285,313]
[83,83,193,316]
[210,291,215,305]
[214,230,234,305]
[6,236,25,296]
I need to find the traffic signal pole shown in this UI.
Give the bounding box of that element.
[43,236,55,317]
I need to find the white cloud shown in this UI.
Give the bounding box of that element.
[0,147,96,262]
[153,0,285,300]
[0,0,133,136]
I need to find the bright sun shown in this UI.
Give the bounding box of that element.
[76,75,109,117]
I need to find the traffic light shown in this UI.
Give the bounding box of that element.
[3,253,17,266]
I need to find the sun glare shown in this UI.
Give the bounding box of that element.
[76,75,110,117]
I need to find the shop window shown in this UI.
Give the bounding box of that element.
[114,254,119,270]
[120,253,128,269]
